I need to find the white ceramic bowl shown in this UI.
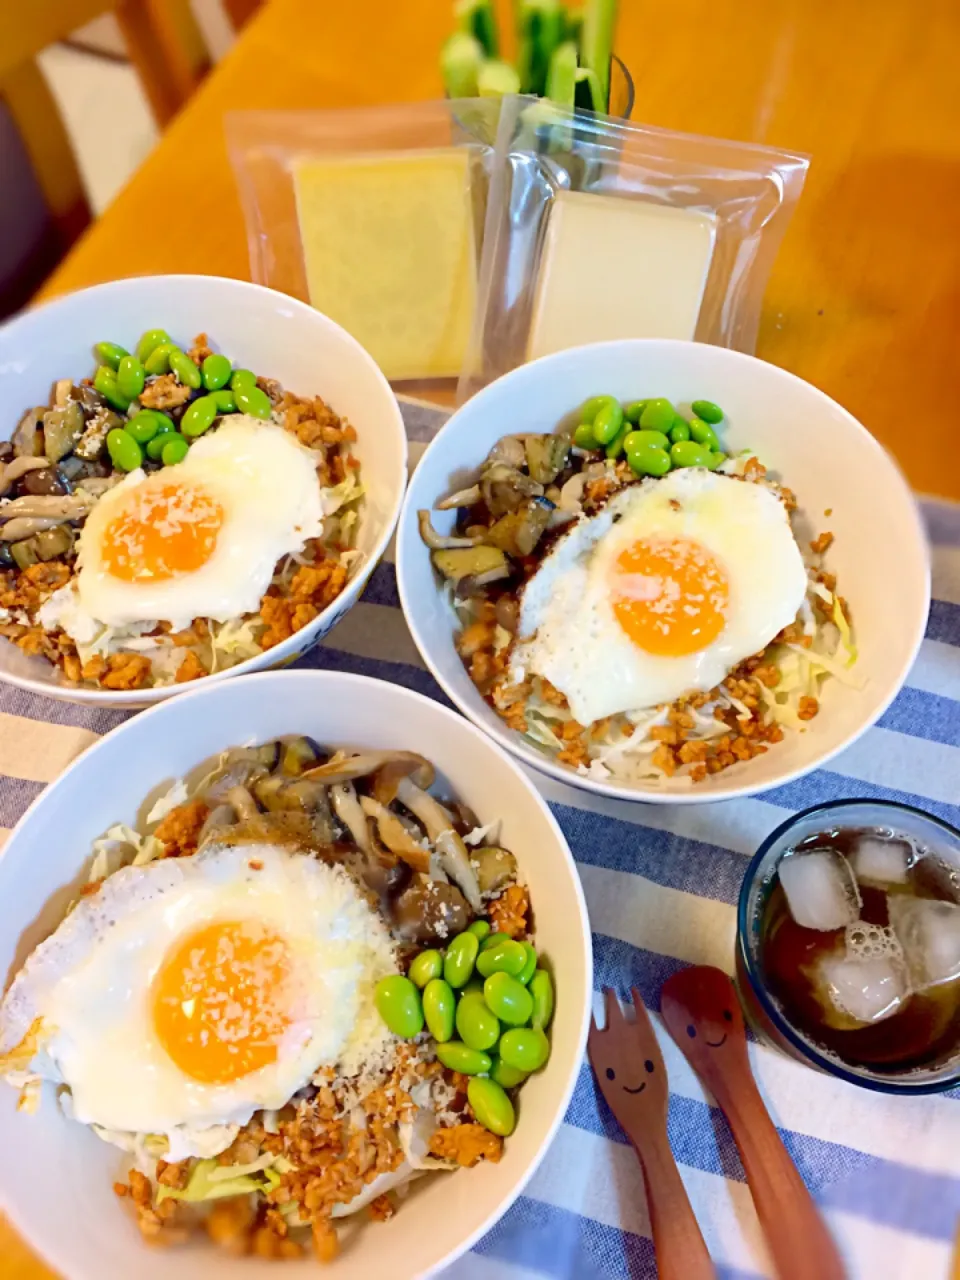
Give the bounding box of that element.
[0,275,407,708]
[0,670,590,1280]
[397,339,930,804]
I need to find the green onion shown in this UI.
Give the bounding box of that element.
[574,63,604,112]
[441,31,485,97]
[478,59,522,97]
[516,0,564,96]
[580,0,618,110]
[545,40,578,107]
[456,0,499,56]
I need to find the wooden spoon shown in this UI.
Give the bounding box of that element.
[588,987,716,1280]
[660,966,847,1280]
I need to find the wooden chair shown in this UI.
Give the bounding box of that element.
[0,0,210,314]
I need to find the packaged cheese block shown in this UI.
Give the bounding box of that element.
[527,189,717,361]
[293,148,478,382]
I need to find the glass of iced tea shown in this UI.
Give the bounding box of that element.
[737,799,960,1093]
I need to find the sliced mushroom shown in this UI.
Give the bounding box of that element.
[480,463,544,518]
[224,785,260,823]
[302,749,433,787]
[359,796,432,873]
[12,409,45,458]
[43,402,84,464]
[470,846,519,896]
[0,493,92,522]
[431,545,509,586]
[524,430,572,484]
[484,497,554,557]
[330,781,371,853]
[484,435,526,469]
[1,518,62,542]
[197,802,237,847]
[370,756,435,806]
[454,564,512,598]
[435,484,481,511]
[0,457,50,497]
[394,777,482,912]
[393,876,472,945]
[417,509,479,550]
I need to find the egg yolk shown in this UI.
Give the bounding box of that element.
[101,482,223,582]
[611,536,729,657]
[152,919,293,1084]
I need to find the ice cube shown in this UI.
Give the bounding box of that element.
[779,849,861,931]
[851,836,911,887]
[813,953,908,1029]
[910,853,960,905]
[888,897,960,990]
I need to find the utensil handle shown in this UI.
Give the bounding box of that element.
[719,1081,846,1280]
[633,1137,716,1280]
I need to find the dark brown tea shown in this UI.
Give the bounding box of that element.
[758,826,960,1074]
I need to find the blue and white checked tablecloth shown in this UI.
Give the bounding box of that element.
[1,399,959,1280]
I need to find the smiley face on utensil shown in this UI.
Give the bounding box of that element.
[588,988,670,1127]
[660,966,749,1087]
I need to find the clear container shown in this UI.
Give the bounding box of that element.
[737,799,960,1094]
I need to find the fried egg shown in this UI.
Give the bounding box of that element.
[511,468,807,724]
[0,845,396,1145]
[73,417,327,631]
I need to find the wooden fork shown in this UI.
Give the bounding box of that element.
[588,987,716,1280]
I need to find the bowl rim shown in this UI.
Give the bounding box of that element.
[736,796,960,1094]
[396,337,931,805]
[0,274,409,706]
[0,668,593,1277]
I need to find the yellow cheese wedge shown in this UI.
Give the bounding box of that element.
[293,148,478,382]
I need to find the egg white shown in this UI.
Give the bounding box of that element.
[74,417,327,631]
[512,469,808,724]
[0,844,397,1142]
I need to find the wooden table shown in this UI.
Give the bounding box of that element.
[5,0,959,1273]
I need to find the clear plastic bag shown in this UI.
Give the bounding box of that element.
[226,100,502,389]
[459,96,809,401]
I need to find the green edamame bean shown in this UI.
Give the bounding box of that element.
[639,398,675,434]
[180,394,219,439]
[467,1077,515,1137]
[579,395,607,423]
[116,355,145,402]
[623,400,647,424]
[235,385,273,419]
[481,932,509,951]
[573,422,599,451]
[374,975,424,1039]
[670,440,713,469]
[624,430,670,452]
[230,368,257,391]
[490,1057,528,1088]
[462,977,484,997]
[161,435,190,466]
[530,970,555,1030]
[201,353,232,392]
[626,443,671,478]
[211,389,237,413]
[517,942,537,986]
[168,348,202,389]
[707,451,727,470]
[94,341,127,371]
[498,1026,549,1073]
[591,400,624,445]
[135,329,172,363]
[422,978,455,1042]
[688,418,720,450]
[476,937,527,979]
[94,365,131,412]
[669,421,691,444]
[144,343,174,376]
[456,992,501,1052]
[106,428,143,473]
[145,419,177,459]
[409,949,443,987]
[483,972,534,1027]
[125,410,162,444]
[605,422,630,460]
[435,1041,492,1075]
[467,920,491,941]
[691,399,724,425]
[443,931,480,989]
